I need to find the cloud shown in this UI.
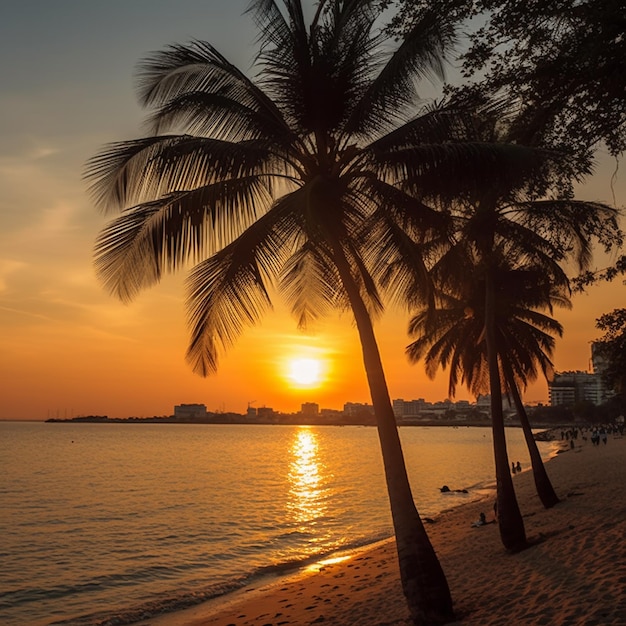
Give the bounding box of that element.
[0,259,26,293]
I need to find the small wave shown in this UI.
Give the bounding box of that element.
[47,577,250,626]
[46,532,394,626]
[1,564,194,612]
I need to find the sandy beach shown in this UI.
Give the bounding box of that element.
[142,432,625,626]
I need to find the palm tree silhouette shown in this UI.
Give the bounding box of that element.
[408,144,620,550]
[407,245,570,514]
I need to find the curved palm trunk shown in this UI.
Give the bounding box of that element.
[332,245,454,625]
[484,271,527,552]
[501,362,560,508]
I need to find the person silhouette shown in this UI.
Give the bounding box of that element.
[472,512,487,527]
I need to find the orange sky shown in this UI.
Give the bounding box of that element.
[0,2,624,420]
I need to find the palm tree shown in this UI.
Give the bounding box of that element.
[410,158,620,550]
[407,245,568,512]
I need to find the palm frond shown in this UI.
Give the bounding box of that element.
[186,205,293,375]
[280,240,340,328]
[513,199,622,269]
[246,0,294,51]
[345,10,457,137]
[94,176,273,302]
[136,39,291,138]
[85,135,277,214]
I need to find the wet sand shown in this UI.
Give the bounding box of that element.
[141,432,625,626]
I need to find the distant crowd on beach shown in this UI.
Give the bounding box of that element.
[559,422,624,449]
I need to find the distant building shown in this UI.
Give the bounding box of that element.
[301,402,319,416]
[476,394,491,408]
[548,342,613,407]
[549,371,608,406]
[343,402,374,416]
[257,406,275,419]
[174,403,207,419]
[392,398,428,418]
[591,341,609,375]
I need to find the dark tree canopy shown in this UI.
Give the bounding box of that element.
[384,0,626,164]
[465,0,626,159]
[594,308,626,396]
[573,254,626,290]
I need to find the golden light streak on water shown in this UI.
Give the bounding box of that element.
[287,427,327,530]
[306,554,352,572]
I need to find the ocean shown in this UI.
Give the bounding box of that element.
[0,421,558,626]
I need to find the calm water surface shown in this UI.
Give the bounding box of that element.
[0,422,557,625]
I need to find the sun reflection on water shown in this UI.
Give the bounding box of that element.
[287,428,327,528]
[305,554,352,572]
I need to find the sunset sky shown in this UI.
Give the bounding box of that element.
[1,1,624,420]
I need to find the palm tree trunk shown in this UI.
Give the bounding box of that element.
[484,271,527,552]
[332,243,454,625]
[502,362,560,508]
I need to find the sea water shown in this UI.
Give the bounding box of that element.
[0,421,558,625]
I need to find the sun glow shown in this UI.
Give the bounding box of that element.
[288,358,322,386]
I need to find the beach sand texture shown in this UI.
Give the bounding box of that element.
[145,434,625,626]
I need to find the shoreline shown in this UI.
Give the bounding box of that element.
[135,478,501,626]
[137,434,625,626]
[37,417,569,429]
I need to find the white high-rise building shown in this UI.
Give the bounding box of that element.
[548,343,613,406]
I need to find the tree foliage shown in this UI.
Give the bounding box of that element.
[384,0,626,165]
[594,308,626,395]
[464,0,626,160]
[403,111,619,544]
[572,254,626,291]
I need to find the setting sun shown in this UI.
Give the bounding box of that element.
[288,358,322,386]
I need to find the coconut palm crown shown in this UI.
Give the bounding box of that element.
[407,244,570,398]
[408,243,569,510]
